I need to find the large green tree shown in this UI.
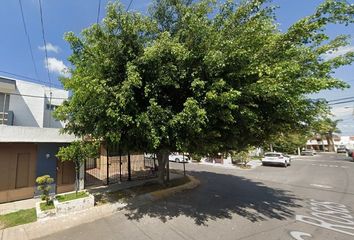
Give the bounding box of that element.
[55,0,353,184]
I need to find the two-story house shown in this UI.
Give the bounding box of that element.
[0,76,77,203]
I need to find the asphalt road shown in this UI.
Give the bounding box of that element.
[38,153,354,240]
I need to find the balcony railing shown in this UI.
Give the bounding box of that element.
[0,111,14,125]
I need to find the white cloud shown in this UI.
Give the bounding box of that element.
[45,57,69,76]
[322,45,354,61]
[331,105,354,118]
[38,43,60,53]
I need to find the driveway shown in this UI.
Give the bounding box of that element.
[37,153,354,240]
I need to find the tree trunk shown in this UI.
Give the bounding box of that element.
[166,158,170,182]
[321,136,325,152]
[157,149,169,185]
[326,133,335,152]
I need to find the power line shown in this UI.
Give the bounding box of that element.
[327,96,354,103]
[329,100,354,105]
[126,0,133,11]
[38,0,54,127]
[4,92,67,100]
[0,70,62,88]
[18,0,40,80]
[97,0,102,24]
[38,0,52,88]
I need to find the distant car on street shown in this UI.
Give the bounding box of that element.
[301,150,316,156]
[169,154,189,163]
[337,146,347,153]
[261,152,291,167]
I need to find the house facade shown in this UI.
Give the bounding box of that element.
[0,76,76,203]
[306,135,354,151]
[0,76,157,203]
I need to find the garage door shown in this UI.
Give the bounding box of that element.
[0,144,37,203]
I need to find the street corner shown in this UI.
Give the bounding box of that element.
[149,175,201,201]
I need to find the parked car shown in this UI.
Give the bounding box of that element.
[262,152,291,167]
[301,150,316,156]
[337,146,347,153]
[169,154,189,163]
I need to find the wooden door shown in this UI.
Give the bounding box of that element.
[0,144,37,203]
[56,161,75,194]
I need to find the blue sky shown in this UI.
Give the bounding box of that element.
[0,0,353,135]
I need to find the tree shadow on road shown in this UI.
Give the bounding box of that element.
[123,171,302,226]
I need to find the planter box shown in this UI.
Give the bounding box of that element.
[36,201,56,219]
[54,192,95,216]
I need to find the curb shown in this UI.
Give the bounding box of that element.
[150,175,200,201]
[130,174,200,204]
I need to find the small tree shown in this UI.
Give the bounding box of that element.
[56,141,99,194]
[36,175,54,205]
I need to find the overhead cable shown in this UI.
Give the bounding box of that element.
[38,0,52,88]
[327,96,354,103]
[0,70,62,88]
[126,0,133,11]
[97,0,102,24]
[18,0,40,80]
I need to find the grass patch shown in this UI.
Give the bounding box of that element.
[0,208,37,229]
[56,191,89,203]
[40,201,55,211]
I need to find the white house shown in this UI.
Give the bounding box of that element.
[0,76,77,203]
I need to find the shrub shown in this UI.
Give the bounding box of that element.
[190,153,202,162]
[231,151,250,167]
[36,175,54,205]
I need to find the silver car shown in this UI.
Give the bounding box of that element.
[262,152,291,167]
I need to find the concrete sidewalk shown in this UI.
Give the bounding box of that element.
[0,173,196,240]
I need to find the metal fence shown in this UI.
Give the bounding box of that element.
[84,147,158,187]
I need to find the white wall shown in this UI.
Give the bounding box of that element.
[9,81,45,127]
[7,80,69,128]
[0,125,76,142]
[43,87,68,128]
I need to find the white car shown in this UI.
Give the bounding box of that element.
[169,154,189,163]
[262,152,291,167]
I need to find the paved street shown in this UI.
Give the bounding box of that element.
[37,153,354,240]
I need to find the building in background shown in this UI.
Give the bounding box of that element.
[306,135,354,152]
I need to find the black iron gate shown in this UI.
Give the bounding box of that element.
[85,144,158,187]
